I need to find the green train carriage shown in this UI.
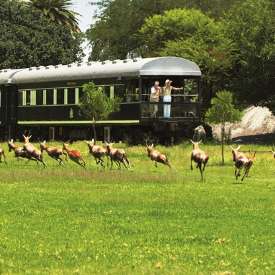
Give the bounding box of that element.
[0,56,202,142]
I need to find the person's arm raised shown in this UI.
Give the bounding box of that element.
[172,86,183,91]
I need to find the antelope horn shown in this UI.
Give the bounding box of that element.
[145,139,148,146]
[230,145,240,151]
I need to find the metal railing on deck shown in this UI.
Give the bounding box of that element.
[140,93,200,119]
[140,102,200,120]
[141,93,199,102]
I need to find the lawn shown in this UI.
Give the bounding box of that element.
[0,141,274,274]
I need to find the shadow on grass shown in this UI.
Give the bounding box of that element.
[207,162,233,167]
[232,180,244,185]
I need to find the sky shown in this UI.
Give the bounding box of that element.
[72,0,97,32]
[71,1,98,59]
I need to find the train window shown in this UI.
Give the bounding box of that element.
[57,88,64,105]
[75,87,79,104]
[26,90,31,106]
[125,83,139,102]
[64,88,68,104]
[18,91,23,106]
[114,85,126,101]
[103,86,110,97]
[68,88,75,104]
[30,90,36,105]
[46,89,54,105]
[78,87,83,102]
[43,90,47,104]
[36,89,43,105]
[110,86,114,99]
[184,79,198,94]
[183,79,199,103]
[53,88,57,105]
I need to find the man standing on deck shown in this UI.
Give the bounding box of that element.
[150,81,161,118]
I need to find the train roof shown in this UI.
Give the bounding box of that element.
[0,57,201,85]
[0,69,22,85]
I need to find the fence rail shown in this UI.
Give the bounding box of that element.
[140,102,200,119]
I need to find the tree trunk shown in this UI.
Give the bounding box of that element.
[221,124,225,165]
[92,122,97,143]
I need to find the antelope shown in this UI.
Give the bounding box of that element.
[86,139,107,167]
[271,146,275,159]
[146,143,171,168]
[231,145,255,181]
[40,141,66,165]
[0,147,7,164]
[62,143,86,168]
[8,139,34,161]
[105,142,130,169]
[22,135,46,167]
[190,140,209,180]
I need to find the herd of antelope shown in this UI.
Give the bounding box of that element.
[2,136,131,170]
[0,135,274,181]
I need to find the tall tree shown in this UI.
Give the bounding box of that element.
[28,0,81,33]
[0,0,83,69]
[139,9,236,105]
[80,82,120,141]
[224,0,275,104]
[205,90,241,165]
[87,0,240,60]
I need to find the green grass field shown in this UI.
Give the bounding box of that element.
[0,141,274,274]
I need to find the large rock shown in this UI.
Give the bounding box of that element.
[211,106,275,141]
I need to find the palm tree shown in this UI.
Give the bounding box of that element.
[28,0,81,33]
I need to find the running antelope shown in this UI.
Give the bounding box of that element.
[105,142,130,169]
[86,139,107,167]
[146,143,171,168]
[8,139,34,161]
[22,135,46,167]
[40,141,66,165]
[62,143,86,168]
[231,145,255,181]
[190,140,209,180]
[0,147,7,164]
[271,146,275,159]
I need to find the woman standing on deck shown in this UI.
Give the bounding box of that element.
[163,79,183,118]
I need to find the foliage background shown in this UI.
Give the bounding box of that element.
[0,0,274,108]
[87,0,275,107]
[0,0,83,69]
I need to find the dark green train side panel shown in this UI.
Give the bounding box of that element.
[0,85,18,139]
